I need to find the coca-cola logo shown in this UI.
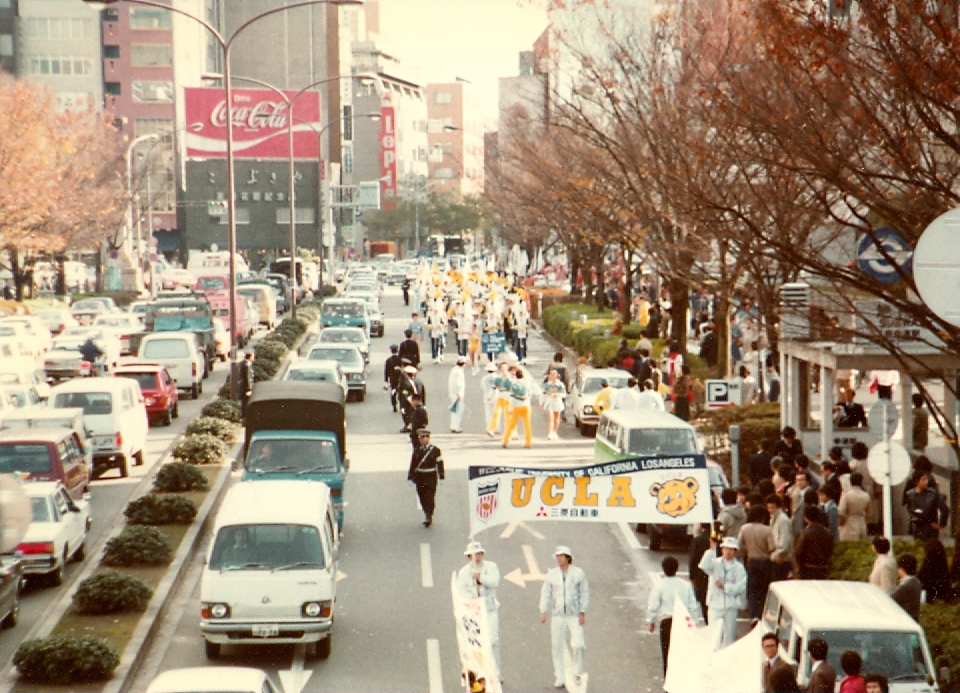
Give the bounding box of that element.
[210,100,289,130]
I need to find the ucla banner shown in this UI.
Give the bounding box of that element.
[468,455,713,536]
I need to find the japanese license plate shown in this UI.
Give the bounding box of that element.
[252,624,279,638]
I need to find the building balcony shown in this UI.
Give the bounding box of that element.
[102,20,119,45]
[103,58,121,81]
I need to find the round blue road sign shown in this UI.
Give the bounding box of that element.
[857,227,913,284]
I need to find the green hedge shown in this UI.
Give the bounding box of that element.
[124,494,197,525]
[201,398,242,423]
[72,571,153,615]
[102,525,172,567]
[186,416,239,443]
[172,433,228,465]
[153,462,209,493]
[828,540,960,689]
[14,635,118,684]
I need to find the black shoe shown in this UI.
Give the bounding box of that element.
[400,427,411,433]
[423,517,432,527]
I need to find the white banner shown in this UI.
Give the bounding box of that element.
[451,573,501,693]
[468,455,714,537]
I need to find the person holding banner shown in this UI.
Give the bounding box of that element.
[407,429,444,527]
[539,546,589,689]
[457,542,502,682]
[698,536,747,648]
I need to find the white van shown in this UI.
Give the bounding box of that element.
[201,480,340,661]
[762,581,938,692]
[138,333,205,399]
[50,378,148,479]
[237,285,277,329]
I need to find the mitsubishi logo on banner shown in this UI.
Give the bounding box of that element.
[380,94,397,210]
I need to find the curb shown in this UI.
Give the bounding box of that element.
[105,455,234,693]
[0,429,188,693]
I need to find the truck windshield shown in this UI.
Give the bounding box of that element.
[209,523,324,571]
[143,339,190,359]
[322,303,362,318]
[627,429,698,456]
[246,438,339,474]
[809,630,929,683]
[309,347,362,367]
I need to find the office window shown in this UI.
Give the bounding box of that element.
[24,18,94,40]
[275,208,316,225]
[434,168,453,179]
[130,7,172,29]
[28,57,93,76]
[105,82,122,95]
[0,35,11,57]
[433,91,452,104]
[104,45,120,59]
[131,43,172,66]
[343,145,353,174]
[132,81,174,103]
[220,208,250,225]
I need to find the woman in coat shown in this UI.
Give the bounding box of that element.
[838,473,871,541]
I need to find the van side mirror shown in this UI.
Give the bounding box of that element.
[343,458,350,472]
[330,547,339,562]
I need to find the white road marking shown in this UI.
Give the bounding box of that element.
[278,643,313,693]
[421,543,434,588]
[336,569,347,582]
[427,638,443,693]
[500,521,545,540]
[618,521,642,550]
[503,544,546,587]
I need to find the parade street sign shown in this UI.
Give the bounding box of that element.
[868,399,900,439]
[914,205,960,327]
[705,380,742,409]
[467,455,713,537]
[857,227,913,284]
[482,331,506,355]
[867,440,911,487]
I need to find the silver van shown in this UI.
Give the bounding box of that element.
[762,580,938,692]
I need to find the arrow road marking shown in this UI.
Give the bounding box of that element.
[421,543,434,588]
[499,521,545,540]
[336,569,347,582]
[278,643,313,693]
[504,544,546,588]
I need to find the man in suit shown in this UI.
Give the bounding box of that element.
[762,632,792,693]
[383,345,402,413]
[398,329,420,368]
[806,638,837,692]
[409,394,429,451]
[890,553,922,621]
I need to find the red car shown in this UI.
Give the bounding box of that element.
[113,363,179,426]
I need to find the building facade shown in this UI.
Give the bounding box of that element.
[425,81,484,197]
[0,0,17,76]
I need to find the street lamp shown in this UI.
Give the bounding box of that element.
[125,134,160,267]
[83,0,361,399]
[204,72,378,318]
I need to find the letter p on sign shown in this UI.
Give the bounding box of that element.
[706,380,740,409]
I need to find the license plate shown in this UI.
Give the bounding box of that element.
[252,624,279,638]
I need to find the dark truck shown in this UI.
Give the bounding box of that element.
[129,298,216,376]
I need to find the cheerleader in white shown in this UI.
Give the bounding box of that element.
[542,367,566,440]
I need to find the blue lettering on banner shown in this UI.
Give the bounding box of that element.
[467,454,707,480]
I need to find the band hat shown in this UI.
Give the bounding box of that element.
[720,537,740,551]
[403,365,418,374]
[416,428,431,437]
[464,541,485,556]
[555,545,573,558]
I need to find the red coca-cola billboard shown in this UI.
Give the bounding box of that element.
[380,93,397,210]
[184,87,322,160]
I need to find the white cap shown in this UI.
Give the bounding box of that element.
[464,541,484,556]
[456,356,467,364]
[720,537,739,551]
[403,365,417,374]
[555,545,573,558]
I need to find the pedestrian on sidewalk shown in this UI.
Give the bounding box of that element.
[449,356,466,433]
[542,367,566,441]
[539,545,589,689]
[457,541,501,681]
[407,429,444,528]
[647,555,702,676]
[502,369,532,448]
[239,351,255,419]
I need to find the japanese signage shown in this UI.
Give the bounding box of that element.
[468,455,713,536]
[451,573,500,693]
[184,87,321,160]
[380,94,397,210]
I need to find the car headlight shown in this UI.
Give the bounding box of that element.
[202,602,230,619]
[302,601,321,617]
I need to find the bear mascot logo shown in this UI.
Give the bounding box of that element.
[649,477,699,517]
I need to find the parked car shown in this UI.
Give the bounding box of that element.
[0,338,26,361]
[138,332,205,399]
[146,667,278,693]
[34,308,78,335]
[113,363,179,427]
[305,345,366,401]
[283,358,348,399]
[569,367,631,436]
[317,327,369,363]
[0,427,91,499]
[0,554,21,630]
[50,378,148,479]
[92,314,144,355]
[16,481,90,585]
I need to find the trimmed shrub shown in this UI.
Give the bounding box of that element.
[319,285,337,297]
[153,461,209,493]
[266,329,298,349]
[124,494,197,525]
[186,416,239,443]
[218,381,232,398]
[254,339,288,362]
[72,571,153,614]
[172,433,228,465]
[102,525,172,567]
[253,357,280,382]
[202,398,242,423]
[14,635,119,684]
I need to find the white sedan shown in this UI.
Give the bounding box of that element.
[92,314,144,355]
[0,323,36,357]
[317,327,369,363]
[44,329,122,380]
[16,482,90,586]
[283,358,348,399]
[0,316,52,354]
[146,667,278,693]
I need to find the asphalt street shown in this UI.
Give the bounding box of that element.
[132,286,689,693]
[0,359,230,675]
